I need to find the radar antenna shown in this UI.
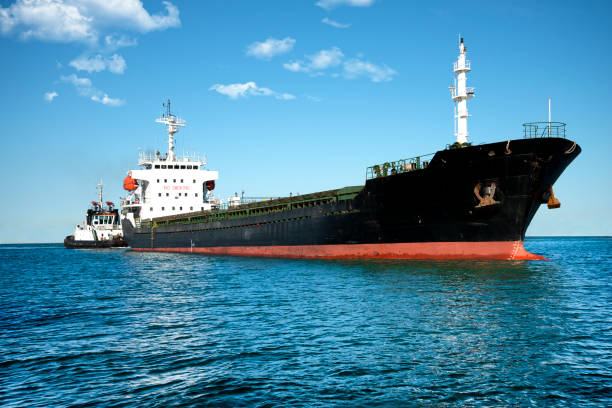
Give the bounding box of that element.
[155,99,185,162]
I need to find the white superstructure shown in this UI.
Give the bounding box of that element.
[73,181,123,242]
[448,38,475,145]
[121,101,219,226]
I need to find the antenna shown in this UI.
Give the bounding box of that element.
[548,97,551,138]
[97,179,103,205]
[155,99,185,162]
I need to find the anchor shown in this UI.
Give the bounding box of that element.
[547,186,561,209]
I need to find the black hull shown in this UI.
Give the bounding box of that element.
[123,138,580,259]
[64,235,127,249]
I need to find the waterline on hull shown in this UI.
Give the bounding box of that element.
[130,241,546,260]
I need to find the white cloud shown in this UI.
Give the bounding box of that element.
[284,47,344,74]
[209,82,295,100]
[315,0,375,10]
[283,61,307,73]
[44,91,58,102]
[285,47,397,83]
[0,0,96,43]
[104,34,137,50]
[277,93,296,100]
[61,74,124,106]
[321,17,350,28]
[69,55,105,72]
[1,1,172,105]
[106,54,126,74]
[246,37,295,59]
[61,74,92,89]
[310,47,344,69]
[0,0,180,44]
[91,93,124,106]
[69,54,126,74]
[306,95,322,102]
[343,58,397,82]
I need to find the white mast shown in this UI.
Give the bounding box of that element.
[97,179,103,204]
[155,99,185,162]
[449,38,475,145]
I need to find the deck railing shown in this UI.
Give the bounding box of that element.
[453,60,471,71]
[366,153,435,180]
[523,122,566,139]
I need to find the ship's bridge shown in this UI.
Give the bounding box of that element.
[121,100,220,222]
[122,157,219,221]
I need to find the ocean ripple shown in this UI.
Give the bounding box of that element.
[0,238,611,407]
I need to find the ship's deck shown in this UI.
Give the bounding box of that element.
[143,185,364,228]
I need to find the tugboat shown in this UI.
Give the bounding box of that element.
[64,181,126,249]
[120,39,580,259]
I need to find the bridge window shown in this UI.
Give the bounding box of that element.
[187,165,192,169]
[157,179,159,183]
[166,193,169,197]
[174,165,179,169]
[173,179,176,183]
[180,179,183,183]
[164,179,167,183]
[150,207,153,211]
[172,206,175,210]
[193,179,196,183]
[155,165,160,169]
[161,165,166,169]
[180,165,185,169]
[158,193,161,197]
[161,207,164,211]
[190,206,193,210]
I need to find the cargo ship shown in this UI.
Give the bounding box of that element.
[120,39,580,259]
[65,181,126,249]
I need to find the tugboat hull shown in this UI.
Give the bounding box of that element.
[64,235,127,249]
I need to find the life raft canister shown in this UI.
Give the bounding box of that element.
[206,180,215,191]
[123,174,138,191]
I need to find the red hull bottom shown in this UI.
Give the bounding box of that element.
[132,241,545,260]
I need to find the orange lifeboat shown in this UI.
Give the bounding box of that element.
[123,174,138,191]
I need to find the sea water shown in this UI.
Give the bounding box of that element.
[1,237,610,407]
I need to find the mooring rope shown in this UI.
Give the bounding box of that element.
[505,140,512,155]
[565,141,577,154]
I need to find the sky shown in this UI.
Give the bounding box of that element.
[0,0,611,243]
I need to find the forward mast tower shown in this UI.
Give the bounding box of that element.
[449,38,475,145]
[155,99,185,162]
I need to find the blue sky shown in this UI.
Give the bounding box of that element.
[1,0,610,243]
